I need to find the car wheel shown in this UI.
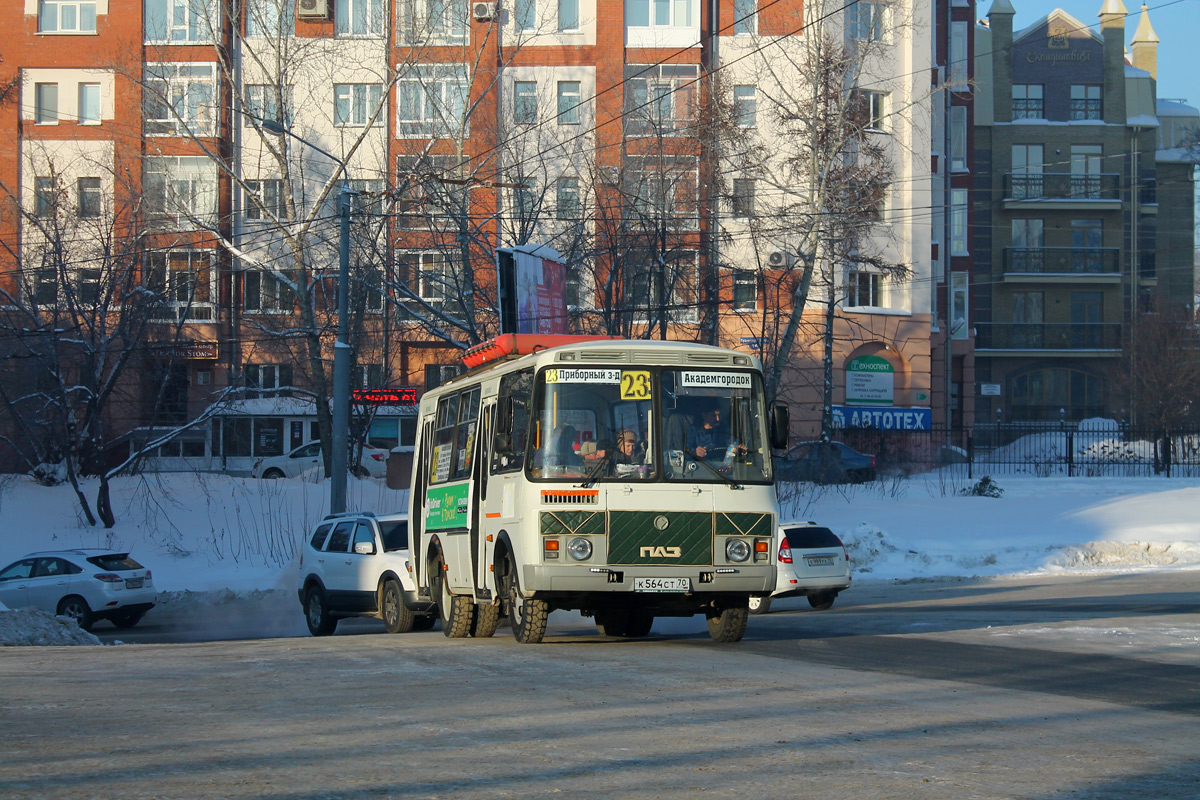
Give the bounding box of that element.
[381,579,414,634]
[262,468,284,479]
[110,609,145,629]
[503,555,548,644]
[56,596,93,631]
[748,596,772,615]
[304,586,337,636]
[706,604,749,643]
[352,466,370,478]
[807,592,837,611]
[470,603,501,638]
[433,558,474,639]
[411,615,436,631]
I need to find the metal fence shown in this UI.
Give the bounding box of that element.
[834,424,1200,480]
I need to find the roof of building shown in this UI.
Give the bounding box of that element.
[1131,4,1160,44]
[1014,10,1102,46]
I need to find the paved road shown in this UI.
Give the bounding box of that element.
[3,573,1199,799]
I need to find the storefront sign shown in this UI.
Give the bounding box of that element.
[351,388,419,405]
[845,355,894,406]
[833,406,932,431]
[157,340,218,360]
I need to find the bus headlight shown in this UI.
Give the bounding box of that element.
[725,538,750,563]
[567,537,593,561]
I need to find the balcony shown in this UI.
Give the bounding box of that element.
[975,322,1121,352]
[1003,247,1121,279]
[1003,173,1122,209]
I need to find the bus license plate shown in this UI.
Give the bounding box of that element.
[805,556,835,567]
[634,577,690,593]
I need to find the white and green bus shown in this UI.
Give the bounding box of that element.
[408,334,789,643]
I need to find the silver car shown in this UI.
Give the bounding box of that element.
[0,550,156,630]
[749,523,851,614]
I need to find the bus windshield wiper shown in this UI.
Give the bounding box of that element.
[577,452,612,489]
[682,446,742,490]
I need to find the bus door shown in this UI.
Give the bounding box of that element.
[411,415,434,596]
[472,402,494,598]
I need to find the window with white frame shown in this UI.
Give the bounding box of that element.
[34,83,58,124]
[398,0,468,43]
[950,188,968,255]
[733,0,755,34]
[733,85,756,127]
[512,178,537,218]
[40,1,97,33]
[856,89,886,130]
[145,0,218,44]
[349,179,386,216]
[337,0,385,36]
[559,0,579,30]
[514,0,535,31]
[244,270,295,312]
[732,270,757,311]
[144,250,215,320]
[626,0,694,27]
[77,177,102,218]
[514,81,538,125]
[396,251,459,310]
[335,83,384,127]
[949,21,968,89]
[244,84,292,127]
[950,105,967,171]
[396,66,469,137]
[396,154,456,228]
[950,271,969,339]
[244,363,293,398]
[626,156,698,228]
[845,267,881,307]
[244,179,288,221]
[556,176,580,220]
[847,1,886,42]
[144,63,216,135]
[246,0,295,38]
[731,178,755,218]
[144,156,218,227]
[625,64,698,136]
[557,81,582,124]
[34,177,57,218]
[78,83,101,124]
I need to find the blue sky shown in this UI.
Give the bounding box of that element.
[1007,0,1199,106]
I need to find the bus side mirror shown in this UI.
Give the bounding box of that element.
[770,405,789,450]
[496,397,514,435]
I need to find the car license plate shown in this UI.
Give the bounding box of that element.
[634,577,690,593]
[125,578,143,589]
[805,556,835,567]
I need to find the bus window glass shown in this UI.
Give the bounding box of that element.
[430,393,460,484]
[493,370,533,474]
[529,367,655,480]
[661,370,771,483]
[453,387,481,480]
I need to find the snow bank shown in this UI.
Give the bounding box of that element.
[0,608,101,646]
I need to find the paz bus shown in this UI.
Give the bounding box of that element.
[408,334,789,643]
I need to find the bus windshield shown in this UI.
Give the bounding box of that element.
[527,366,771,484]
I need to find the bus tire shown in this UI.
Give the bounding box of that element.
[595,611,628,637]
[435,561,474,639]
[503,557,548,644]
[623,610,654,638]
[706,605,749,643]
[471,602,501,638]
[748,596,772,615]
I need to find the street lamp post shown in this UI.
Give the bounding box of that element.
[262,120,355,514]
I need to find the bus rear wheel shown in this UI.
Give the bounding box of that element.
[434,559,474,638]
[706,604,749,643]
[503,556,548,644]
[471,603,500,638]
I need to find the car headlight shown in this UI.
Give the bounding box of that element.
[725,538,750,563]
[567,537,593,561]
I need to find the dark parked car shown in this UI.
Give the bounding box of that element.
[774,441,877,484]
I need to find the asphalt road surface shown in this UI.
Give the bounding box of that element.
[2,573,1199,799]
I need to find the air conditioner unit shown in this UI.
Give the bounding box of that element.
[297,0,328,19]
[767,249,793,268]
[472,1,497,21]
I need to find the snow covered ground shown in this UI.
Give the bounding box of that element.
[2,469,1199,645]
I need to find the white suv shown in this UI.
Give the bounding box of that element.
[297,512,435,635]
[0,550,155,630]
[749,522,852,614]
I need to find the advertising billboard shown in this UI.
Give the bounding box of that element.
[497,245,568,335]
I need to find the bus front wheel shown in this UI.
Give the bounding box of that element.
[434,559,474,638]
[503,556,548,644]
[706,604,749,643]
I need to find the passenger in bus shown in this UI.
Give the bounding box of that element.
[611,430,649,478]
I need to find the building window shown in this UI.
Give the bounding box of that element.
[625,157,699,228]
[513,81,538,124]
[515,0,535,31]
[626,0,694,27]
[950,105,967,171]
[1071,144,1103,199]
[949,21,968,89]
[244,179,288,221]
[144,63,216,136]
[396,251,459,311]
[77,177,102,218]
[559,0,579,30]
[950,188,968,255]
[399,0,467,43]
[335,83,384,127]
[244,364,293,398]
[731,178,755,218]
[626,64,698,136]
[1011,367,1102,422]
[1070,85,1102,121]
[39,1,98,33]
[513,179,537,218]
[847,1,886,42]
[846,268,881,307]
[144,156,218,227]
[556,176,580,220]
[733,85,756,127]
[356,364,385,390]
[950,271,968,339]
[245,84,292,127]
[77,83,101,124]
[628,252,698,323]
[246,0,295,38]
[856,89,886,130]
[733,270,757,311]
[34,177,57,218]
[78,268,101,306]
[397,67,469,137]
[33,267,58,306]
[144,250,214,321]
[733,0,755,34]
[34,83,58,124]
[336,0,385,36]
[245,270,295,313]
[1010,144,1044,199]
[348,179,385,216]
[145,0,218,44]
[557,81,582,124]
[1012,84,1043,120]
